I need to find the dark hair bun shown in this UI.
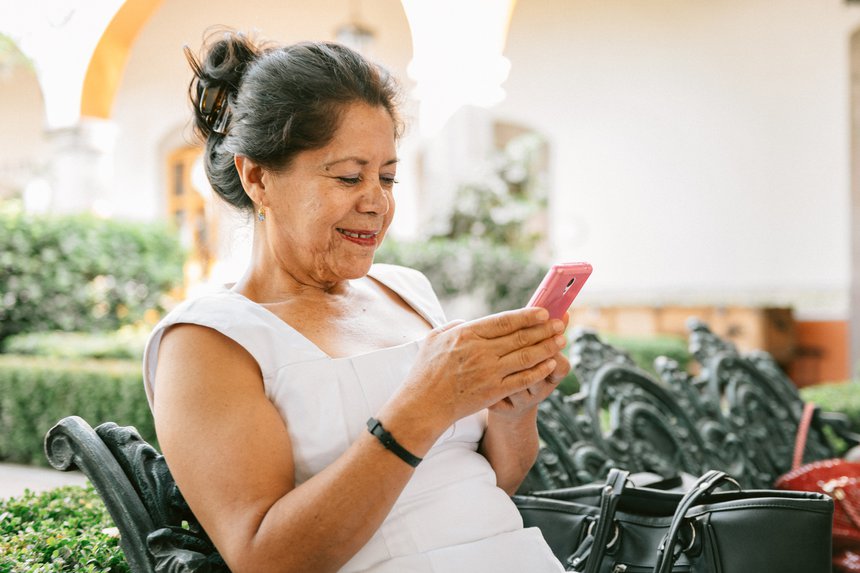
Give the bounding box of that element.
[185,30,262,140]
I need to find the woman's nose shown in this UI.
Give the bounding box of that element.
[359,179,390,215]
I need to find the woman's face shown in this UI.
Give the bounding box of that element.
[261,103,398,287]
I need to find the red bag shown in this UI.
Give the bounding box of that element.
[775,403,860,572]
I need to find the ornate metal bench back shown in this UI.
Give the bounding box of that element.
[45,416,228,573]
[523,328,716,491]
[521,318,850,492]
[685,318,838,486]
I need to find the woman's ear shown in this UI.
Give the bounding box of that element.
[235,155,267,206]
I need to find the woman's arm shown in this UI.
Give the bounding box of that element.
[154,324,438,573]
[478,408,541,494]
[154,308,563,573]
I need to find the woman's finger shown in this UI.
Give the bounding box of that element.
[491,319,565,356]
[498,334,565,376]
[500,357,557,394]
[546,352,571,383]
[467,307,549,339]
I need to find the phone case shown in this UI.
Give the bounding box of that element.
[526,262,593,319]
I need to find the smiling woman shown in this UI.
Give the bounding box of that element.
[144,28,571,573]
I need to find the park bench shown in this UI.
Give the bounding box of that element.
[44,319,859,573]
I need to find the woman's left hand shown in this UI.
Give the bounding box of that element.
[488,311,571,418]
[487,350,570,417]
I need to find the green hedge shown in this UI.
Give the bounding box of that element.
[801,381,860,431]
[556,334,691,395]
[0,355,154,466]
[1,326,147,361]
[0,211,184,342]
[0,485,128,572]
[604,334,690,375]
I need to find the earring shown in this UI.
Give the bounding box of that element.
[257,206,266,222]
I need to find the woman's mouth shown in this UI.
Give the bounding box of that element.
[336,228,379,246]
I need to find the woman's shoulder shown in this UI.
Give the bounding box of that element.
[156,287,248,328]
[368,263,434,293]
[142,287,321,397]
[369,263,447,327]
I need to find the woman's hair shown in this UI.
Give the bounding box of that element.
[185,29,403,212]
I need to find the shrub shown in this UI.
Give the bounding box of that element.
[375,237,548,314]
[556,334,691,395]
[604,334,691,376]
[801,380,860,431]
[0,484,128,572]
[1,325,148,361]
[0,211,184,342]
[0,355,154,466]
[431,132,548,253]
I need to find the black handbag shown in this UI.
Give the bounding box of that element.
[514,468,835,572]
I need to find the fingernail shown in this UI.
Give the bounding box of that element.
[552,320,564,333]
[546,359,557,371]
[555,335,566,347]
[535,308,549,321]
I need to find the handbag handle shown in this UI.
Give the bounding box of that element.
[653,470,741,573]
[579,468,629,573]
[791,402,816,471]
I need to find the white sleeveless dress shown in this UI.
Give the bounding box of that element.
[143,263,564,573]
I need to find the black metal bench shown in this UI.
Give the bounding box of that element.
[44,416,227,573]
[44,318,859,572]
[521,318,859,492]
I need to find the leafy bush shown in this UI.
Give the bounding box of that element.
[0,355,154,466]
[431,132,548,252]
[605,334,690,376]
[2,325,148,361]
[0,485,128,572]
[375,237,548,314]
[801,380,860,430]
[556,334,691,395]
[0,211,184,342]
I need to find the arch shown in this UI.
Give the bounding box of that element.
[0,34,46,201]
[81,0,164,119]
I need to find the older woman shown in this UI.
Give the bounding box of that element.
[144,30,569,573]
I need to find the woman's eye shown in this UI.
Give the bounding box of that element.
[337,176,361,185]
[380,175,399,187]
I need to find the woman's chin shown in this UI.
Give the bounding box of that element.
[334,257,376,280]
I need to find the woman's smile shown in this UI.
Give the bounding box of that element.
[336,227,379,247]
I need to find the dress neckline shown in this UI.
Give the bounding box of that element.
[223,267,435,361]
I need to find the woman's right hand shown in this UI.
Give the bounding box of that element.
[389,307,567,433]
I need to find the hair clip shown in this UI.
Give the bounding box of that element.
[197,83,231,135]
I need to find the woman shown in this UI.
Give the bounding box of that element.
[144,30,569,573]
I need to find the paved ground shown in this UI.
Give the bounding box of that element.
[0,462,89,500]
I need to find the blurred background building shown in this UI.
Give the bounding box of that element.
[1,0,859,386]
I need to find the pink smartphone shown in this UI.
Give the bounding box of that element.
[526,262,593,319]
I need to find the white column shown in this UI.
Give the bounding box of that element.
[39,118,119,215]
[400,0,515,138]
[850,31,860,379]
[415,107,496,234]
